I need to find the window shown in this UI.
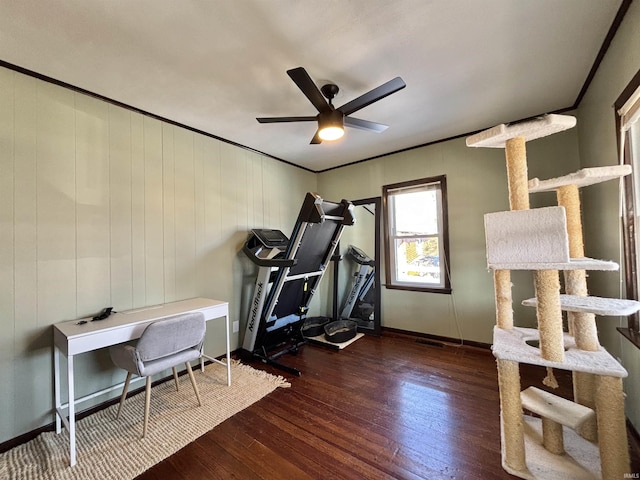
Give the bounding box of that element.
[618,68,640,347]
[383,175,451,293]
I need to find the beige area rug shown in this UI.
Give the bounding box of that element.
[0,361,290,480]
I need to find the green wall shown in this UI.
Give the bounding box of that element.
[0,67,316,443]
[576,0,640,433]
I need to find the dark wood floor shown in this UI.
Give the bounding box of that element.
[137,332,640,479]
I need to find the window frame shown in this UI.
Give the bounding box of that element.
[617,67,640,348]
[382,175,452,294]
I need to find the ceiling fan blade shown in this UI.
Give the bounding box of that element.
[310,130,322,144]
[287,67,331,114]
[256,116,317,123]
[344,116,389,133]
[337,77,406,116]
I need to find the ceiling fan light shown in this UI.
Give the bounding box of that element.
[318,110,345,141]
[318,126,344,141]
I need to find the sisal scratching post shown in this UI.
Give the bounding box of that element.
[501,136,528,475]
[558,184,585,337]
[505,137,530,211]
[495,269,513,329]
[595,375,630,479]
[541,417,564,454]
[574,371,598,442]
[497,359,526,472]
[556,185,584,256]
[572,312,599,351]
[534,270,564,362]
[494,137,528,332]
[557,184,599,351]
[563,270,588,336]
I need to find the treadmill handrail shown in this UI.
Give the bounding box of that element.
[242,243,297,267]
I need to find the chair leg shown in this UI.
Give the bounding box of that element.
[172,367,179,391]
[142,376,151,438]
[116,372,132,419]
[185,362,202,406]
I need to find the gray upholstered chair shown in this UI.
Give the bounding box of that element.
[109,312,206,438]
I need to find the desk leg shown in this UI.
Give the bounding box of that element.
[225,314,231,386]
[54,346,61,433]
[199,314,232,386]
[68,354,77,466]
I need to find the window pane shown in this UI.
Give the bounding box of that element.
[394,238,441,285]
[393,189,439,235]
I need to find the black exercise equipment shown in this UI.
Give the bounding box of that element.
[339,245,375,329]
[241,192,355,375]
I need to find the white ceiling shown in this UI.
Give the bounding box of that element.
[0,0,623,172]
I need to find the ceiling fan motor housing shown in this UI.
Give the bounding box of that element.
[319,109,344,128]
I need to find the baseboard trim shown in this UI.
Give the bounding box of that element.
[381,326,492,350]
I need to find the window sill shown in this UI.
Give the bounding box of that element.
[617,327,640,349]
[384,284,452,294]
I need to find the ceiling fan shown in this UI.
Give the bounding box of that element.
[257,67,406,144]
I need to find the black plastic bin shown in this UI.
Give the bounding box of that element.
[324,320,357,343]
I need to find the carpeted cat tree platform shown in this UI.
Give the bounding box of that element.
[467,114,639,479]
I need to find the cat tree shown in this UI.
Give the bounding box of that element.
[467,114,639,479]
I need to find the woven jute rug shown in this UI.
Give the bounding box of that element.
[0,361,289,480]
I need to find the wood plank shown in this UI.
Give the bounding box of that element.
[202,137,221,249]
[13,72,41,435]
[75,93,110,316]
[34,82,77,429]
[143,116,164,305]
[162,123,176,303]
[173,127,196,300]
[193,135,206,297]
[36,82,77,323]
[0,67,15,442]
[109,105,133,309]
[521,386,595,430]
[130,113,146,308]
[197,419,314,480]
[250,152,264,229]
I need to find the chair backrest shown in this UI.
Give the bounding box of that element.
[136,312,206,362]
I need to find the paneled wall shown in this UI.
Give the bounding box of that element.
[0,67,316,442]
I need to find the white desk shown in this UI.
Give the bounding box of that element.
[53,297,231,467]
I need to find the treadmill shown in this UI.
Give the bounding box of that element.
[241,192,355,375]
[339,245,375,329]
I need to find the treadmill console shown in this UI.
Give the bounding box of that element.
[252,229,289,249]
[243,229,294,267]
[347,245,375,266]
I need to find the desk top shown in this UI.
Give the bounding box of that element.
[54,298,228,356]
